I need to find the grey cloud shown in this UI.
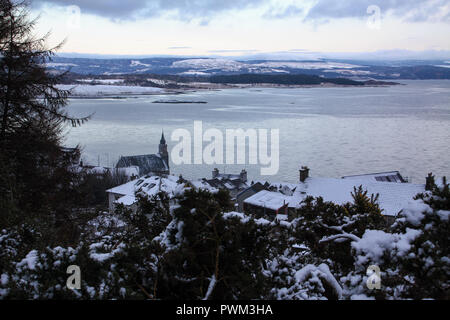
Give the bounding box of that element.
[32,0,147,19]
[263,0,450,23]
[33,0,450,23]
[263,4,304,19]
[304,0,450,23]
[33,0,270,21]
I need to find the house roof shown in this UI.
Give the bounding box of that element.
[244,190,292,211]
[296,177,424,215]
[107,174,218,207]
[116,154,168,175]
[107,175,181,197]
[205,177,248,191]
[236,182,266,199]
[252,177,425,216]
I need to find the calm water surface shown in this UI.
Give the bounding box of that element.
[64,80,450,184]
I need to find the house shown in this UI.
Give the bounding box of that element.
[245,167,425,223]
[106,168,251,213]
[235,182,268,212]
[106,175,184,213]
[243,190,293,221]
[212,168,247,181]
[106,174,218,213]
[202,168,250,199]
[116,132,169,176]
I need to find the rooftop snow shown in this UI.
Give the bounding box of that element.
[116,154,168,176]
[244,190,294,211]
[296,177,424,215]
[107,175,218,207]
[253,177,425,216]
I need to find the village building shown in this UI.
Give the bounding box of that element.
[116,132,170,176]
[106,168,251,213]
[243,190,292,221]
[235,182,269,212]
[242,167,425,224]
[202,168,249,200]
[106,135,426,224]
[106,174,219,213]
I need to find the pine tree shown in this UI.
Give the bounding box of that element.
[0,0,90,238]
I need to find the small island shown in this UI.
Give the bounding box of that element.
[152,99,208,104]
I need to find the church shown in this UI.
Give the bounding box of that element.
[116,132,170,176]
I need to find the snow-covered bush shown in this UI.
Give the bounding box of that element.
[1,178,448,300]
[154,189,275,300]
[343,177,450,300]
[291,186,386,277]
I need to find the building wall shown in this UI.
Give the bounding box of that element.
[243,202,278,220]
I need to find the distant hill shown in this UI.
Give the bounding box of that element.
[47,57,450,80]
[209,74,365,86]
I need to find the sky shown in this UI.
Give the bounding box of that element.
[30,0,450,58]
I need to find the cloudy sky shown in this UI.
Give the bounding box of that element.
[30,0,450,57]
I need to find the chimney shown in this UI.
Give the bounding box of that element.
[240,169,248,182]
[212,168,219,179]
[300,166,310,183]
[425,173,435,191]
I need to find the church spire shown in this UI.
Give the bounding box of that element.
[159,130,169,173]
[160,130,166,145]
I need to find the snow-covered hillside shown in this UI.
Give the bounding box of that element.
[56,84,164,97]
[172,58,247,72]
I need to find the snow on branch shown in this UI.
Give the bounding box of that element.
[203,274,217,300]
[319,233,361,244]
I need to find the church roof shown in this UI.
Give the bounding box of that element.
[116,154,168,176]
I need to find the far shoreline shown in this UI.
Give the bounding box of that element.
[63,80,403,99]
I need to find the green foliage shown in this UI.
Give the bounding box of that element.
[158,188,271,300]
[1,176,448,300]
[390,177,450,299]
[0,0,93,246]
[292,186,385,276]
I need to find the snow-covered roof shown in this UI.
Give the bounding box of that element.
[116,154,168,176]
[189,179,219,192]
[107,175,218,207]
[107,175,181,197]
[116,194,136,206]
[296,177,424,215]
[252,177,425,216]
[244,190,293,211]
